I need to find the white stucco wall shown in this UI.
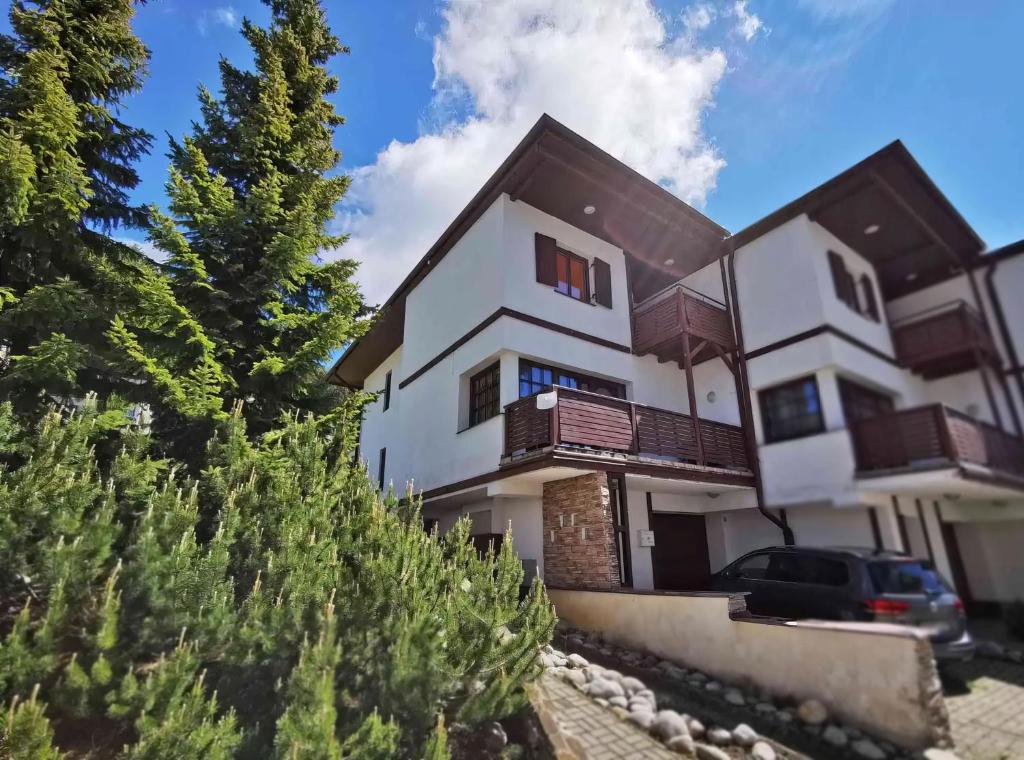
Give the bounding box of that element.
[954,520,1024,603]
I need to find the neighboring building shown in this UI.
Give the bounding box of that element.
[329,115,1024,611]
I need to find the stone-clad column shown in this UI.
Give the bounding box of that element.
[542,472,621,589]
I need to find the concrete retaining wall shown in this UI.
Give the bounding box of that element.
[549,588,950,750]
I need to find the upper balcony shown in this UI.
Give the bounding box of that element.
[890,301,999,380]
[501,386,752,480]
[631,284,735,366]
[850,404,1024,483]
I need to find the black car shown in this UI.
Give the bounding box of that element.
[711,546,974,661]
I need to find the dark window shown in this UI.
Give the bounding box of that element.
[733,552,771,580]
[608,476,632,587]
[868,560,951,595]
[517,359,625,399]
[377,447,386,491]
[469,362,501,427]
[592,257,613,308]
[827,250,859,312]
[759,376,825,443]
[860,274,880,321]
[838,378,894,423]
[555,249,589,301]
[764,553,848,586]
[382,370,392,411]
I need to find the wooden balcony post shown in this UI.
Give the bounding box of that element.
[629,402,639,455]
[550,391,560,448]
[936,405,956,461]
[681,331,705,466]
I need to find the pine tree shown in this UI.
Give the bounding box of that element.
[0,0,227,422]
[142,0,368,441]
[0,401,555,756]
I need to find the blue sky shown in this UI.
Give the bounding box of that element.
[6,1,1023,304]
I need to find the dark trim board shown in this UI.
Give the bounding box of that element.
[398,307,632,390]
[419,452,755,502]
[744,324,899,367]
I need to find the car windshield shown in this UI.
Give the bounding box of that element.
[868,560,951,595]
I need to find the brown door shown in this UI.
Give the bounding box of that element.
[650,513,711,590]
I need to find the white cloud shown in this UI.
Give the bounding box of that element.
[682,3,715,36]
[197,6,238,35]
[342,0,743,306]
[731,1,764,42]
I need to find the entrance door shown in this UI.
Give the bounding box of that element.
[650,513,711,590]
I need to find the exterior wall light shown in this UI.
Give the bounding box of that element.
[864,224,881,235]
[583,205,596,215]
[706,391,716,403]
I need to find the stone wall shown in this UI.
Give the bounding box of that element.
[542,472,621,590]
[549,588,952,750]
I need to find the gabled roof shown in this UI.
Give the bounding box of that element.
[730,140,986,300]
[328,114,729,388]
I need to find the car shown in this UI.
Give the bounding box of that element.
[711,545,974,661]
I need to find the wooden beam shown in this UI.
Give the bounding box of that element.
[536,144,722,250]
[508,147,544,201]
[711,343,736,375]
[681,331,705,466]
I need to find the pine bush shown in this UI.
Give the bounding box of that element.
[0,401,555,756]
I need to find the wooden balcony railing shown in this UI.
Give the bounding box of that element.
[503,386,750,471]
[631,284,735,362]
[849,403,1024,479]
[891,301,998,379]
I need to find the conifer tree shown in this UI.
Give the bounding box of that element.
[0,0,226,421]
[143,0,368,440]
[0,401,555,756]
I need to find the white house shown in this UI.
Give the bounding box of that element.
[329,115,1024,611]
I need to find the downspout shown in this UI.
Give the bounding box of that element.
[721,251,795,545]
[983,260,1024,435]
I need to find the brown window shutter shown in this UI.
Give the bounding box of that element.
[592,257,613,308]
[860,274,879,321]
[827,250,857,310]
[535,233,558,287]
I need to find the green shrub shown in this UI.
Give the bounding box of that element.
[0,401,555,756]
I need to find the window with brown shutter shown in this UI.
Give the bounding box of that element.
[827,250,859,312]
[593,256,613,308]
[535,233,558,287]
[860,274,880,321]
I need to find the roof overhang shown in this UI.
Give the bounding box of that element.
[730,140,985,300]
[327,114,728,388]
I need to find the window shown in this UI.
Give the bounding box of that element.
[859,274,880,321]
[765,553,849,586]
[517,359,626,399]
[827,250,859,312]
[469,362,501,427]
[732,552,771,580]
[838,378,894,423]
[382,370,392,411]
[535,232,592,304]
[759,376,825,443]
[377,447,386,490]
[555,249,589,301]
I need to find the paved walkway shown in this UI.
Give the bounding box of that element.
[944,658,1024,760]
[531,673,679,759]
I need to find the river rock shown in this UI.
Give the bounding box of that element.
[650,710,691,742]
[482,722,507,752]
[732,723,758,747]
[724,689,745,706]
[667,733,696,755]
[852,739,887,759]
[695,743,730,760]
[628,710,656,730]
[686,717,705,739]
[620,676,645,695]
[751,741,777,760]
[823,726,848,747]
[797,698,828,725]
[587,677,624,700]
[567,653,589,668]
[609,695,629,709]
[706,727,732,746]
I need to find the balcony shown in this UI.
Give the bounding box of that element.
[502,386,751,476]
[850,404,1024,481]
[891,301,999,380]
[631,284,735,366]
